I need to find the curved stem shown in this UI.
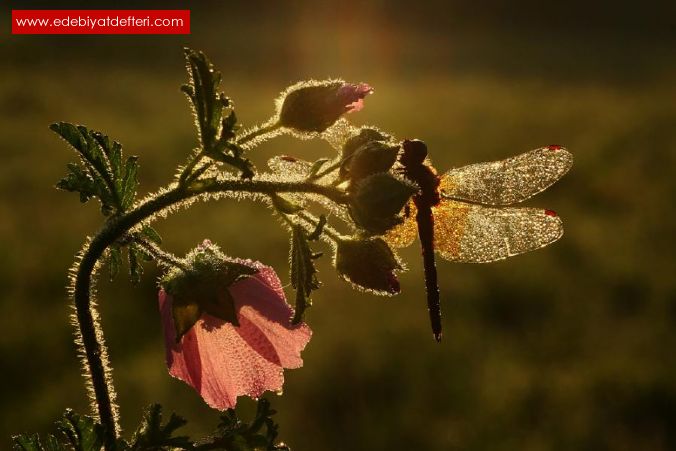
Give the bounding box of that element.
[73,179,345,448]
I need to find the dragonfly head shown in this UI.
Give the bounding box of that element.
[400,139,428,166]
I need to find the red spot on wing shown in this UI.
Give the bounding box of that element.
[280,155,298,162]
[544,209,558,217]
[546,145,563,151]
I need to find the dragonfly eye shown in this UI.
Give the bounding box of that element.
[401,139,428,165]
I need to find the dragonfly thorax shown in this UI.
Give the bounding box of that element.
[400,140,441,207]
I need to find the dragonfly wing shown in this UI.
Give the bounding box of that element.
[268,155,313,181]
[433,200,563,263]
[440,146,573,205]
[384,201,418,248]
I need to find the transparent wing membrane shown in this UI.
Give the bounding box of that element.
[384,202,418,248]
[433,200,564,263]
[440,146,573,206]
[267,155,314,181]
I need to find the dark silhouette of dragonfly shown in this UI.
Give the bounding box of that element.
[267,141,573,341]
[390,140,573,341]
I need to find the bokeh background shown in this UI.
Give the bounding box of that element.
[2,1,675,449]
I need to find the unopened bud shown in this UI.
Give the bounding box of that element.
[339,127,392,179]
[334,236,403,295]
[277,80,373,133]
[349,173,417,235]
[343,141,399,183]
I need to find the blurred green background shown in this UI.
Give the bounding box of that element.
[2,1,675,449]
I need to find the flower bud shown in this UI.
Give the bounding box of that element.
[349,173,417,235]
[277,80,373,133]
[334,236,403,295]
[343,140,399,183]
[341,127,392,161]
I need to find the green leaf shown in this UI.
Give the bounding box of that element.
[128,404,192,450]
[120,156,139,210]
[290,225,320,324]
[12,433,64,451]
[199,398,289,450]
[221,110,239,141]
[308,158,330,177]
[51,122,140,215]
[12,410,102,451]
[182,48,255,179]
[56,409,104,451]
[271,194,303,214]
[56,163,100,204]
[108,246,122,281]
[140,224,162,244]
[128,244,144,284]
[183,48,225,149]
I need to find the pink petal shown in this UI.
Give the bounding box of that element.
[230,265,312,369]
[338,83,373,113]
[346,98,365,113]
[158,261,311,410]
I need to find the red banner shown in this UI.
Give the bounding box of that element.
[12,10,190,35]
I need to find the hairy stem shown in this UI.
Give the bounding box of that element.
[236,122,281,148]
[133,236,190,271]
[72,178,345,449]
[178,149,206,185]
[306,159,343,182]
[296,210,342,241]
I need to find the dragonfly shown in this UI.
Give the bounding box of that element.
[388,140,573,341]
[268,141,573,341]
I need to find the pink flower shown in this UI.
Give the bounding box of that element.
[159,257,312,410]
[338,83,373,113]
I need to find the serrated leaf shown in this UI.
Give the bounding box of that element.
[52,122,140,215]
[108,246,122,281]
[183,48,221,149]
[202,399,288,450]
[290,225,320,324]
[56,409,104,451]
[129,404,192,450]
[182,48,255,180]
[221,109,238,141]
[56,163,99,203]
[128,244,143,284]
[120,156,139,210]
[12,433,64,451]
[141,225,162,244]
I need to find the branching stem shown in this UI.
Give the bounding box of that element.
[133,236,190,272]
[236,122,280,147]
[73,178,345,449]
